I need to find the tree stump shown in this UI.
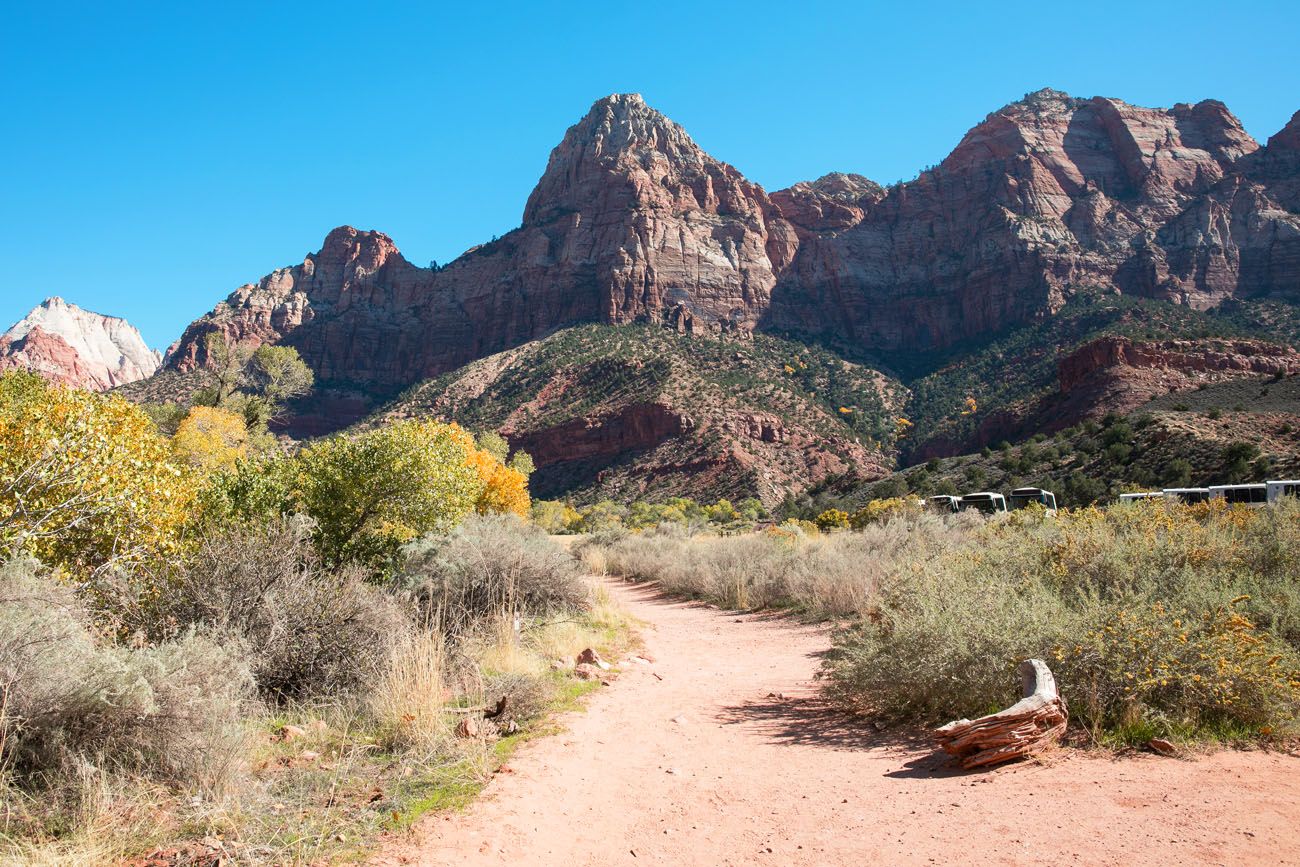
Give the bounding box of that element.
[933,658,1068,769]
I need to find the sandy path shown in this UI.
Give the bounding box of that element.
[375,579,1300,866]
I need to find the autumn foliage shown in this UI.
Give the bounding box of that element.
[171,405,250,471]
[0,372,194,575]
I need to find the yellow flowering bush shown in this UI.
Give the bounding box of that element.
[1055,599,1300,736]
[815,508,850,531]
[850,497,917,529]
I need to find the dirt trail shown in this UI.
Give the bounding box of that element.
[375,579,1300,866]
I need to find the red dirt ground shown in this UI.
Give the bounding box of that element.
[373,579,1300,866]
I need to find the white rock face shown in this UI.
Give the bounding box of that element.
[1,297,161,390]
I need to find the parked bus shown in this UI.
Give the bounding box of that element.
[1008,487,1057,512]
[1208,483,1268,506]
[1117,491,1163,503]
[1266,480,1300,503]
[926,494,961,514]
[1163,487,1210,504]
[958,492,1007,514]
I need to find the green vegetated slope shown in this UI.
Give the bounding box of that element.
[793,402,1300,515]
[368,323,907,505]
[900,295,1299,461]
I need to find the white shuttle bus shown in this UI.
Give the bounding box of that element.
[926,494,961,514]
[1266,480,1300,503]
[1117,491,1163,503]
[1163,487,1210,504]
[958,492,1008,514]
[1208,484,1268,506]
[1008,487,1057,513]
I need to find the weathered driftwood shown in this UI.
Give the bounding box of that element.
[933,659,1068,769]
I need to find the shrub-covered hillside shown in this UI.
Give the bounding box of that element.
[790,401,1300,515]
[368,324,907,507]
[899,296,1300,461]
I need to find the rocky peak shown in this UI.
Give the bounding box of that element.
[0,297,160,390]
[771,172,884,231]
[574,93,693,154]
[308,226,405,289]
[155,89,1300,441]
[523,92,744,225]
[941,89,1257,209]
[1010,87,1090,115]
[1168,99,1258,163]
[1268,109,1300,152]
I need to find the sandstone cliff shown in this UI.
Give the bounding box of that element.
[156,90,1300,445]
[1,297,160,391]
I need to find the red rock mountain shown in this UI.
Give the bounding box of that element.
[163,90,1300,431]
[1,297,160,391]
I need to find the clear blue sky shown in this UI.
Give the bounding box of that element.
[3,0,1298,349]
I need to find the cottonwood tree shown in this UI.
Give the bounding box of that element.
[192,333,315,432]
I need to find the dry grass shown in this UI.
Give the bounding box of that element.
[584,503,1300,746]
[2,524,636,864]
[582,513,979,618]
[367,632,450,755]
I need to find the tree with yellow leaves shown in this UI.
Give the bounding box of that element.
[0,371,195,576]
[467,448,531,517]
[465,430,531,518]
[171,406,250,472]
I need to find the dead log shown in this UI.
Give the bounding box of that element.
[933,658,1068,769]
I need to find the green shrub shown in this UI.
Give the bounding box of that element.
[293,420,481,571]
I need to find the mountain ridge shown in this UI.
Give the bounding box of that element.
[104,88,1300,501]
[1,297,160,391]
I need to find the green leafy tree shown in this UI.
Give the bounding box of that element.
[1223,441,1261,483]
[193,335,314,432]
[578,500,627,532]
[294,420,480,570]
[531,499,580,534]
[1162,458,1194,488]
[476,431,511,464]
[705,499,740,525]
[244,344,315,425]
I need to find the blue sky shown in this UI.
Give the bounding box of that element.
[2,0,1298,349]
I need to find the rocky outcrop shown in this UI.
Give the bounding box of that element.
[158,90,1300,438]
[503,402,690,468]
[766,90,1295,349]
[1058,335,1300,393]
[1046,335,1300,422]
[1,297,160,390]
